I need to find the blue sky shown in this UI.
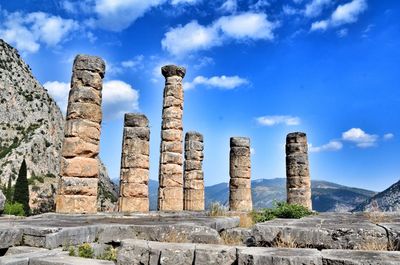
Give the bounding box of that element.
[1,0,399,191]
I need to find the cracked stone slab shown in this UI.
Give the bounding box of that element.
[0,248,65,265]
[29,256,114,265]
[321,249,400,265]
[237,247,322,265]
[251,213,388,249]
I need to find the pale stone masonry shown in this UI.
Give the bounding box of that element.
[183,132,204,211]
[56,54,105,213]
[158,65,186,211]
[229,137,252,211]
[286,132,312,210]
[118,113,150,212]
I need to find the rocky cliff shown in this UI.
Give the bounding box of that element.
[0,39,118,213]
[353,179,400,212]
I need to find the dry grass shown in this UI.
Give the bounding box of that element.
[239,213,254,228]
[220,231,243,246]
[358,240,393,251]
[273,233,298,248]
[208,202,228,217]
[161,230,189,243]
[364,200,390,224]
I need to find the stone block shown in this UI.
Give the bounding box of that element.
[30,256,114,265]
[163,106,182,120]
[160,174,183,187]
[60,157,99,178]
[230,137,250,147]
[163,96,183,108]
[124,127,150,141]
[161,141,183,153]
[119,197,149,212]
[160,164,183,176]
[195,244,237,265]
[73,54,106,75]
[121,154,149,169]
[162,118,183,130]
[60,177,98,196]
[161,129,182,142]
[161,152,183,165]
[124,113,149,127]
[321,249,400,265]
[56,195,97,214]
[120,168,148,184]
[69,87,101,106]
[121,183,148,198]
[66,102,102,123]
[64,119,101,143]
[62,137,99,158]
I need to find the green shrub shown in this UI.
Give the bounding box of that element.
[97,246,117,262]
[78,243,94,259]
[253,202,314,223]
[4,202,25,216]
[68,246,76,257]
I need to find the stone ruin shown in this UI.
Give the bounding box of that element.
[56,55,105,214]
[157,65,186,211]
[229,137,252,212]
[118,113,150,212]
[54,56,314,214]
[286,132,312,210]
[183,132,204,211]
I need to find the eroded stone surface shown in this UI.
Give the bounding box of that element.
[119,113,150,212]
[321,249,400,265]
[229,137,252,211]
[158,65,186,211]
[56,55,105,214]
[184,132,204,211]
[286,132,312,210]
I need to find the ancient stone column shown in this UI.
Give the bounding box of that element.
[229,137,252,211]
[56,54,105,214]
[286,132,312,210]
[118,113,150,212]
[158,65,186,211]
[183,132,204,211]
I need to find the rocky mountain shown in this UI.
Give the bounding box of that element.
[147,178,376,212]
[353,179,400,212]
[0,39,118,213]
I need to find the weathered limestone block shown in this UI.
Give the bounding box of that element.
[158,65,186,211]
[286,132,312,210]
[229,137,252,212]
[321,249,400,265]
[184,132,204,211]
[119,113,150,212]
[56,54,105,214]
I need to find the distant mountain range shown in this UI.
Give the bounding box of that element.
[147,178,377,212]
[353,179,400,212]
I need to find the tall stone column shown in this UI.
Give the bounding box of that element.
[229,137,252,211]
[118,113,150,212]
[56,54,105,214]
[158,65,186,211]
[183,132,204,211]
[286,132,312,210]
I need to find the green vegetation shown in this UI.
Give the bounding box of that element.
[252,202,315,223]
[0,137,20,160]
[5,176,13,201]
[97,246,117,262]
[13,159,30,215]
[78,243,94,259]
[68,246,76,257]
[28,175,45,185]
[4,202,25,216]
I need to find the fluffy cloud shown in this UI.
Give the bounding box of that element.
[0,11,78,53]
[161,21,221,55]
[342,128,378,148]
[256,115,300,126]
[383,133,394,140]
[311,0,367,31]
[304,0,332,18]
[162,12,277,55]
[171,0,201,4]
[219,0,237,13]
[309,140,343,153]
[44,80,139,120]
[185,75,248,90]
[121,55,144,69]
[94,0,166,31]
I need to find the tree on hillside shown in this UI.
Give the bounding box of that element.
[13,159,29,215]
[5,175,13,201]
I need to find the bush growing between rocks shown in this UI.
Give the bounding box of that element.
[209,202,228,217]
[4,202,25,216]
[78,243,94,258]
[97,246,117,262]
[253,202,314,223]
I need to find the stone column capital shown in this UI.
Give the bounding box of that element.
[161,65,186,78]
[124,113,149,127]
[73,54,106,77]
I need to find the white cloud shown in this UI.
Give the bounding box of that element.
[162,12,277,55]
[256,115,300,126]
[311,0,367,32]
[184,75,248,90]
[342,128,378,148]
[283,5,302,16]
[121,55,144,69]
[0,11,78,53]
[250,0,271,10]
[161,21,221,55]
[337,28,348,37]
[220,0,237,13]
[94,0,166,31]
[305,0,332,18]
[44,81,70,113]
[383,133,394,141]
[171,0,201,4]
[44,80,139,120]
[309,140,343,153]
